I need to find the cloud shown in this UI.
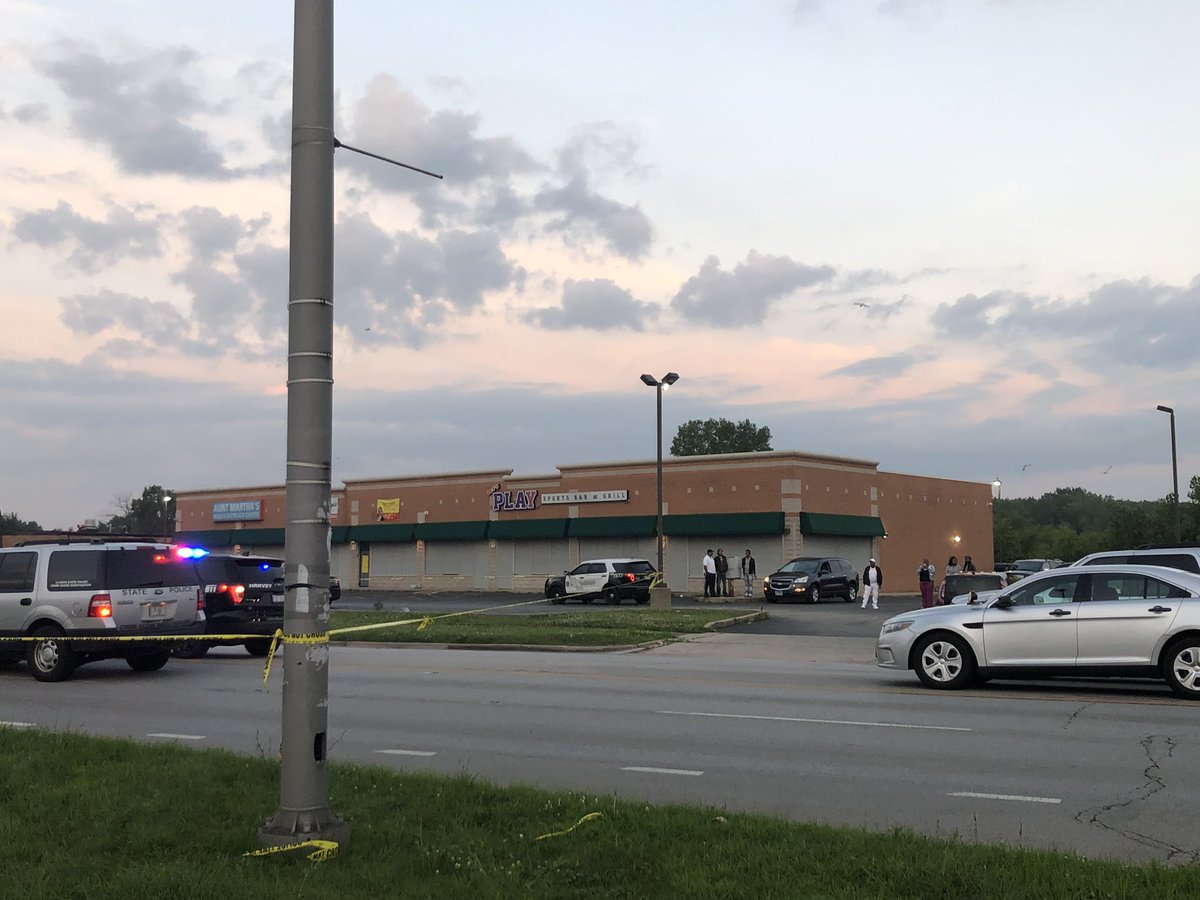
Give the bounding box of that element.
[11,201,165,273]
[826,352,917,380]
[523,279,659,331]
[932,276,1200,369]
[333,212,523,345]
[0,102,50,124]
[59,289,192,348]
[670,251,837,323]
[35,41,239,178]
[178,206,268,262]
[533,175,653,260]
[878,0,943,19]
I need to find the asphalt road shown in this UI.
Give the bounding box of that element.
[2,619,1196,865]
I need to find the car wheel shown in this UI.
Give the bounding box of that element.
[27,625,78,683]
[913,633,976,690]
[1162,637,1200,700]
[581,597,593,605]
[765,594,776,603]
[809,585,821,604]
[604,587,621,605]
[127,651,171,672]
[635,594,650,605]
[549,595,567,605]
[172,640,210,659]
[844,583,856,603]
[244,639,272,657]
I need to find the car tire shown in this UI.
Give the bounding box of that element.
[244,639,272,657]
[635,595,650,605]
[126,651,171,672]
[809,585,821,604]
[912,633,976,690]
[844,583,856,603]
[581,597,593,605]
[765,594,776,603]
[549,595,567,605]
[27,625,78,683]
[172,640,210,660]
[604,587,621,605]
[1162,636,1200,700]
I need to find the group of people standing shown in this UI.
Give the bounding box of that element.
[916,554,976,608]
[701,548,757,598]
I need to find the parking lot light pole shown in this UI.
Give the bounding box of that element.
[1157,405,1182,543]
[641,373,679,609]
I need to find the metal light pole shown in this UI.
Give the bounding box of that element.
[1157,405,1181,543]
[641,372,679,609]
[259,0,348,849]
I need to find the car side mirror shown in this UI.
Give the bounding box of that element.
[993,596,1013,609]
[966,590,979,604]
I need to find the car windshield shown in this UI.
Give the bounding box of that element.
[613,561,655,575]
[945,574,1004,593]
[1013,559,1052,571]
[777,560,820,575]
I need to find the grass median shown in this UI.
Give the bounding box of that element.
[327,608,755,646]
[3,727,1197,899]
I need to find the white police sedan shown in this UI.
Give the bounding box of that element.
[876,564,1200,699]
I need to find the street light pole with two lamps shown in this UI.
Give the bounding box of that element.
[641,372,679,608]
[1156,404,1182,543]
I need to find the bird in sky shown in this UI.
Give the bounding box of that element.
[1103,465,1113,474]
[1022,463,1032,471]
[853,301,870,308]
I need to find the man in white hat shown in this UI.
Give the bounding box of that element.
[861,558,883,610]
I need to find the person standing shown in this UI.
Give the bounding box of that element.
[861,558,883,610]
[702,549,717,598]
[740,549,757,597]
[715,548,730,597]
[917,557,936,608]
[962,555,977,573]
[939,555,962,606]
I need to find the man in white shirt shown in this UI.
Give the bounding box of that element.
[702,549,717,598]
[861,558,883,610]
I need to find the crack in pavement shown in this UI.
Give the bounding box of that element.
[1062,702,1092,731]
[1073,734,1197,862]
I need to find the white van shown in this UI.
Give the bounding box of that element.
[1074,548,1200,575]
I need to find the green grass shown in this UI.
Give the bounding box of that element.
[2,728,1198,899]
[327,608,755,646]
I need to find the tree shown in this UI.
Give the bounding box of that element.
[107,485,176,536]
[671,418,772,456]
[0,511,42,534]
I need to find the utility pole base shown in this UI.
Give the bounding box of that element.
[650,585,672,610]
[258,808,350,849]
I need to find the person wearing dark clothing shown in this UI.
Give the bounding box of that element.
[740,549,757,598]
[917,558,936,608]
[861,559,883,609]
[962,555,977,573]
[715,549,730,597]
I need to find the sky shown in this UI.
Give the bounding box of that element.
[2,0,1198,529]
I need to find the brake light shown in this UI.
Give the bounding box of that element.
[224,583,246,604]
[624,573,636,582]
[88,594,113,618]
[196,588,205,611]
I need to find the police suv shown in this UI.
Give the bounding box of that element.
[0,539,205,681]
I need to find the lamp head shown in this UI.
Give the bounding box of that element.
[662,372,680,386]
[1157,404,1174,415]
[640,374,658,387]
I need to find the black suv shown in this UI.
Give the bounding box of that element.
[174,554,285,658]
[763,556,859,603]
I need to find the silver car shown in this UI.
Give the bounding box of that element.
[876,564,1200,699]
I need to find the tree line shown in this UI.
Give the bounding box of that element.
[994,479,1200,563]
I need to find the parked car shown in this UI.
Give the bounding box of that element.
[173,554,285,658]
[876,564,1200,699]
[544,558,656,605]
[1008,558,1065,580]
[1075,547,1200,574]
[0,539,205,681]
[329,576,341,602]
[763,557,859,604]
[939,571,1009,605]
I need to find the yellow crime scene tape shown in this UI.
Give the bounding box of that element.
[244,839,339,863]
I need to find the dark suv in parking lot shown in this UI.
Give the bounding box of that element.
[763,556,859,603]
[174,554,285,658]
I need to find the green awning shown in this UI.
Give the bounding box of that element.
[664,512,785,536]
[488,518,570,540]
[221,527,286,545]
[175,530,232,548]
[415,520,490,542]
[348,523,415,543]
[331,525,352,544]
[567,515,657,538]
[798,512,886,538]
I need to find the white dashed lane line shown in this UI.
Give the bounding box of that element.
[620,766,704,777]
[146,733,206,741]
[376,749,437,757]
[0,721,35,728]
[658,710,971,732]
[949,791,1061,804]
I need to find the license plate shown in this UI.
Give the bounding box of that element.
[272,593,285,604]
[774,589,784,596]
[145,602,166,619]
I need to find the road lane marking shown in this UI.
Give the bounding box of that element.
[376,749,437,757]
[621,766,704,776]
[0,721,35,728]
[949,791,1061,804]
[146,733,205,741]
[658,710,971,732]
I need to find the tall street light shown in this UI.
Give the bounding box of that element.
[641,372,679,609]
[1157,405,1181,543]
